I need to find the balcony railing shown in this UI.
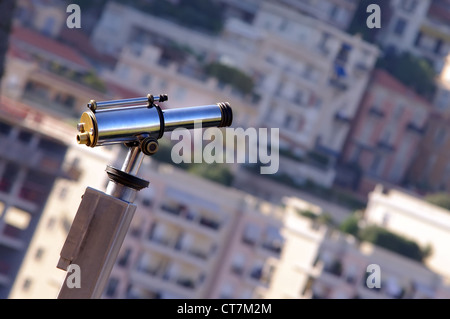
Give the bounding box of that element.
[261,242,283,255]
[377,140,395,152]
[368,106,385,118]
[406,122,426,135]
[159,203,222,232]
[0,261,9,276]
[148,231,212,262]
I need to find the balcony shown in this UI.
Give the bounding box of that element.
[323,260,343,277]
[0,178,13,194]
[132,265,203,297]
[334,111,352,124]
[377,140,395,152]
[18,182,48,207]
[368,106,385,118]
[0,227,26,250]
[0,261,10,286]
[246,266,272,288]
[158,203,223,237]
[406,122,426,135]
[131,270,195,298]
[146,233,212,268]
[260,241,283,256]
[329,78,348,91]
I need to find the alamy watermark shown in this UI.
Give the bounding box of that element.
[66,4,81,29]
[367,4,381,29]
[366,264,381,289]
[170,121,279,175]
[65,264,81,289]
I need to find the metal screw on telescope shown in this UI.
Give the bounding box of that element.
[57,94,232,299]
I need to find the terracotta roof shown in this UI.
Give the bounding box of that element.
[11,25,90,70]
[371,69,432,107]
[105,81,143,100]
[59,28,117,67]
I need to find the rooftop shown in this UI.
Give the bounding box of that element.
[371,69,432,106]
[10,25,91,71]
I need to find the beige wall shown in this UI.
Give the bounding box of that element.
[9,142,119,299]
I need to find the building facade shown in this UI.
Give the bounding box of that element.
[0,97,72,298]
[364,185,450,281]
[379,0,450,72]
[337,69,430,197]
[92,0,379,187]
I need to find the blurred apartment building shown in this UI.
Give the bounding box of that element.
[398,56,450,193]
[103,161,284,299]
[274,0,358,31]
[364,185,450,281]
[4,134,450,299]
[91,0,379,187]
[7,124,118,299]
[1,23,109,119]
[0,0,16,93]
[336,69,431,197]
[267,200,450,299]
[9,151,450,299]
[406,110,450,193]
[380,0,450,73]
[101,169,450,299]
[217,0,359,30]
[0,97,72,298]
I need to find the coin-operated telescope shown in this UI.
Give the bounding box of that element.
[57,94,232,299]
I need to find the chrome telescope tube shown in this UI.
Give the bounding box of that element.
[76,95,232,147]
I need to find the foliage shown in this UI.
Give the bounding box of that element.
[187,162,234,187]
[339,214,360,237]
[151,138,234,186]
[204,62,255,95]
[82,71,107,92]
[359,225,427,262]
[376,52,437,100]
[115,0,224,34]
[424,193,450,211]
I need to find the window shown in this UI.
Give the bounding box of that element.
[18,130,33,144]
[5,207,31,231]
[242,223,260,245]
[141,74,152,87]
[0,121,11,136]
[219,283,234,299]
[401,0,418,13]
[105,277,119,297]
[174,86,186,101]
[433,127,447,147]
[35,247,44,261]
[231,253,245,275]
[393,18,407,36]
[59,187,68,200]
[116,64,129,79]
[0,162,20,193]
[22,278,32,291]
[369,154,384,176]
[47,217,56,230]
[118,248,131,267]
[349,145,361,163]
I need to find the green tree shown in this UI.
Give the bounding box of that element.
[204,62,254,95]
[187,162,234,187]
[359,225,428,262]
[339,214,360,237]
[425,193,450,211]
[117,0,224,34]
[376,52,437,100]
